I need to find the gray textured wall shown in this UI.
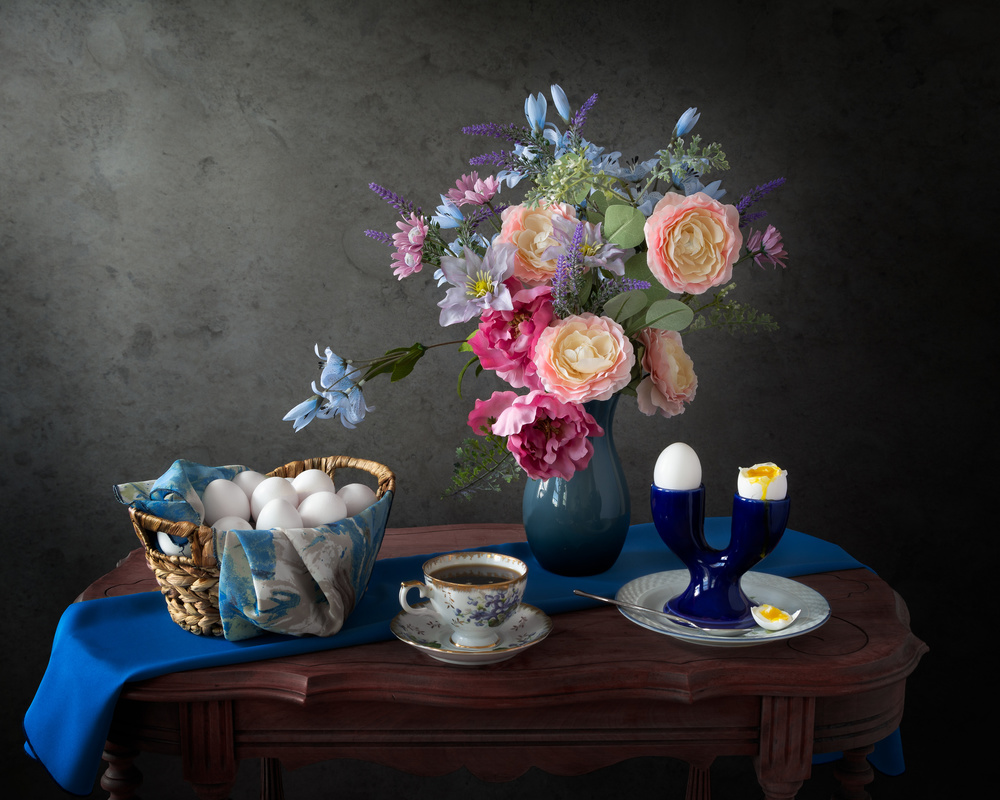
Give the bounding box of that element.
[3,1,992,797]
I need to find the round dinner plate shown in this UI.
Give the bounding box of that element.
[616,570,831,648]
[390,603,552,665]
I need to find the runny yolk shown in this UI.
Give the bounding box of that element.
[744,464,783,500]
[757,604,790,622]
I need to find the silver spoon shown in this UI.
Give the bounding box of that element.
[573,589,753,636]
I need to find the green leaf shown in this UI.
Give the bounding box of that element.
[456,356,478,397]
[623,250,650,282]
[604,205,647,249]
[644,299,694,331]
[603,289,648,323]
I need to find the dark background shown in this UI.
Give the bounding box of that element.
[3,1,993,796]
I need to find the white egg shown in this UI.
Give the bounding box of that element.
[211,515,253,533]
[202,479,252,526]
[337,483,377,516]
[156,531,191,558]
[255,498,303,530]
[292,468,337,504]
[298,491,348,527]
[233,470,266,499]
[653,442,703,490]
[750,604,801,631]
[737,463,788,501]
[250,476,299,521]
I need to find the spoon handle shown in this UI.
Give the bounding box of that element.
[572,589,707,629]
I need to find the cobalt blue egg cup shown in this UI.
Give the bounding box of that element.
[650,484,790,629]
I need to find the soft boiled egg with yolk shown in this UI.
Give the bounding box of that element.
[737,462,787,501]
[750,603,801,631]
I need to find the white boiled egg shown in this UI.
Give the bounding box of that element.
[232,469,266,499]
[255,498,303,530]
[750,604,801,631]
[202,479,251,526]
[337,483,377,516]
[298,491,348,527]
[292,468,337,504]
[737,463,788,501]
[653,442,702,490]
[250,476,299,521]
[211,515,252,533]
[156,531,191,558]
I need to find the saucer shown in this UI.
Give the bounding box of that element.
[616,570,830,648]
[390,603,552,665]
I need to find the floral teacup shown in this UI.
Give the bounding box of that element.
[399,551,527,649]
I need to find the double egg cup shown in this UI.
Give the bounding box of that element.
[651,484,790,630]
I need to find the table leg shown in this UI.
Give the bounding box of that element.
[180,700,238,800]
[260,758,285,800]
[754,696,815,800]
[100,740,142,799]
[832,745,875,800]
[685,758,713,800]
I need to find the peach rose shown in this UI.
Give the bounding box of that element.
[533,313,635,403]
[643,192,743,295]
[636,328,697,418]
[497,201,579,285]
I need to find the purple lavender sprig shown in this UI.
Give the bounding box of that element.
[369,182,421,218]
[736,178,786,219]
[461,122,526,143]
[593,277,653,313]
[569,92,598,130]
[364,229,394,246]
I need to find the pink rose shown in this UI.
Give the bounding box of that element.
[497,201,579,285]
[469,284,554,390]
[467,391,519,435]
[533,314,635,404]
[491,390,604,481]
[643,192,743,295]
[636,328,697,418]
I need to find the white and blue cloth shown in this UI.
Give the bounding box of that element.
[115,459,392,642]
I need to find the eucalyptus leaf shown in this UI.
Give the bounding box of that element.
[604,289,648,323]
[644,299,694,331]
[604,204,647,249]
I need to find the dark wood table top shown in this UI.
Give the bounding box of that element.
[85,524,928,800]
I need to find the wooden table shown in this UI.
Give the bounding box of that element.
[82,524,927,800]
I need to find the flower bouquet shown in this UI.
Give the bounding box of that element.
[285,85,787,501]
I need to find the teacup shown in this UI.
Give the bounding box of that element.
[399,551,528,649]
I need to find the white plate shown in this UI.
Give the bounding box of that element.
[390,603,552,665]
[616,570,830,648]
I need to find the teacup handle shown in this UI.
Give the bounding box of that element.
[399,580,435,615]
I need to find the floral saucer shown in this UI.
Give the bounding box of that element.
[390,603,552,665]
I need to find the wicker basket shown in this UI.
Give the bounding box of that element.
[129,456,396,636]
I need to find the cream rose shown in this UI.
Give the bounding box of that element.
[497,201,579,285]
[533,314,635,403]
[636,327,697,418]
[643,192,742,295]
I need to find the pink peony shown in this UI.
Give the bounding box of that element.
[491,390,604,481]
[496,201,580,285]
[635,328,697,419]
[467,391,519,435]
[533,313,635,404]
[469,285,554,390]
[643,192,743,295]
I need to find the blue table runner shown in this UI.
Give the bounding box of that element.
[24,520,902,795]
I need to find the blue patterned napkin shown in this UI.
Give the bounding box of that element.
[24,522,902,795]
[114,459,247,524]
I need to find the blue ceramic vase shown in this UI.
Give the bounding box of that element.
[650,485,790,628]
[522,396,630,576]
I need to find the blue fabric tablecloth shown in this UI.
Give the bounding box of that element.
[24,520,902,795]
